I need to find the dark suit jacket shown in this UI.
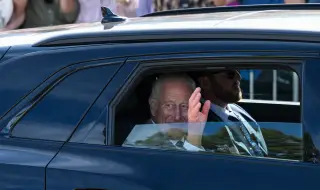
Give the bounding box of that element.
[201,102,268,157]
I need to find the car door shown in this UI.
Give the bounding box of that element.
[0,46,9,61]
[46,58,139,190]
[0,54,125,190]
[46,47,320,190]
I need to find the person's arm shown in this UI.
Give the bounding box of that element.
[5,0,28,30]
[59,0,80,23]
[185,87,211,149]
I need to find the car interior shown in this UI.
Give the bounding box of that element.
[114,69,301,146]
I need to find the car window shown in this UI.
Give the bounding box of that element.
[71,62,302,161]
[123,121,303,160]
[5,64,120,141]
[71,59,304,161]
[112,66,302,161]
[240,69,299,102]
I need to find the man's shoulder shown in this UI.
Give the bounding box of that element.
[229,103,256,122]
[229,103,245,112]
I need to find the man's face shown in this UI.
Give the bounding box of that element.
[210,70,242,103]
[153,80,192,124]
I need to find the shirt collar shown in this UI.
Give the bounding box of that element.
[210,103,232,122]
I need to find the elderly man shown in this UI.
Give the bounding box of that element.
[147,74,194,124]
[186,69,268,157]
[123,73,198,150]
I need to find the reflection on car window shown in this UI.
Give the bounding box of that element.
[123,122,303,161]
[240,69,299,102]
[7,64,120,141]
[123,122,188,150]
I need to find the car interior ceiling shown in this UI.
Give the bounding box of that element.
[114,72,301,145]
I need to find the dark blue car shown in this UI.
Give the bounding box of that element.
[0,4,318,190]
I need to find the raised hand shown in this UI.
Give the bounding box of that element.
[186,87,211,148]
[188,87,211,123]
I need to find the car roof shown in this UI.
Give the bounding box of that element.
[1,8,320,47]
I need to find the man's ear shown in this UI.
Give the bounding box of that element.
[198,76,211,90]
[149,98,158,117]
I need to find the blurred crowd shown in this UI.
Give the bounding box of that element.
[0,0,316,31]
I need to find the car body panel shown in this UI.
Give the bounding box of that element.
[46,60,139,190]
[1,10,320,47]
[0,41,315,190]
[0,40,316,121]
[0,58,125,190]
[0,137,63,190]
[0,47,9,61]
[302,59,320,160]
[47,51,312,190]
[46,144,319,190]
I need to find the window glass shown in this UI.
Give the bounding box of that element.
[123,121,303,160]
[7,64,120,141]
[113,67,302,161]
[240,69,299,102]
[69,60,138,145]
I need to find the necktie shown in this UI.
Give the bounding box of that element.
[228,114,264,157]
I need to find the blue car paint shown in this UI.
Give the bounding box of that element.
[0,47,9,61]
[46,47,314,190]
[47,144,318,190]
[0,138,63,190]
[0,40,316,120]
[302,59,320,151]
[0,51,125,190]
[0,39,318,190]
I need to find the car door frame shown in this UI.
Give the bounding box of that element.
[0,51,126,190]
[45,46,320,190]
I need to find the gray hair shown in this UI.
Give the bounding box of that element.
[149,73,196,101]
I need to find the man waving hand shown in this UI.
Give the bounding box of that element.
[185,70,268,157]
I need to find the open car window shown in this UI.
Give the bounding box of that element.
[70,62,302,162]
